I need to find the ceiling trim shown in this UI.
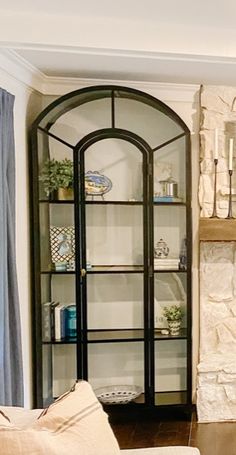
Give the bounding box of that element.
[0,49,44,93]
[42,76,199,102]
[0,48,199,101]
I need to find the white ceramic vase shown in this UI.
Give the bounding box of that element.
[167,320,181,336]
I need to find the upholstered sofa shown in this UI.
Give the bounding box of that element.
[0,382,200,455]
[123,450,199,454]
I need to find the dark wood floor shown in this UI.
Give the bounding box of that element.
[109,410,236,455]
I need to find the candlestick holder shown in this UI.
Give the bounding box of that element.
[226,169,233,219]
[210,158,219,218]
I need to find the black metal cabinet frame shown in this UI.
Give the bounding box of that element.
[30,85,192,415]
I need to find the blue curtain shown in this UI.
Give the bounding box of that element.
[0,88,24,406]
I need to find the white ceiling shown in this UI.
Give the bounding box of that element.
[1,0,236,84]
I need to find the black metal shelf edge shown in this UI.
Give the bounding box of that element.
[154,269,187,273]
[103,391,188,409]
[154,328,187,340]
[42,328,187,344]
[153,202,186,206]
[39,200,186,206]
[40,270,76,274]
[40,266,144,274]
[39,199,74,204]
[39,199,143,205]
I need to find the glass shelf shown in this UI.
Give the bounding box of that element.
[39,199,186,206]
[154,328,187,340]
[41,270,75,274]
[154,268,187,273]
[43,329,145,344]
[39,199,74,204]
[43,328,188,344]
[102,391,188,407]
[39,199,143,205]
[154,202,186,206]
[40,266,187,274]
[40,265,144,274]
[87,265,144,274]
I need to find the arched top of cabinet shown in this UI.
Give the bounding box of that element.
[31,85,190,135]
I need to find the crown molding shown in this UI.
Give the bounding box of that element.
[0,48,199,102]
[42,76,199,102]
[0,49,45,93]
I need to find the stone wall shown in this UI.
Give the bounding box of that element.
[199,85,236,218]
[197,85,236,421]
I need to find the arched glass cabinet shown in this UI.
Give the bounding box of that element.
[30,85,192,415]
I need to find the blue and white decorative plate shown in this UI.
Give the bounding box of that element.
[85,171,112,196]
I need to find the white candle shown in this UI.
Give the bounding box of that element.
[229,138,234,170]
[214,128,218,159]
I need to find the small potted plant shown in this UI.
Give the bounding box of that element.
[162,304,183,336]
[39,158,74,200]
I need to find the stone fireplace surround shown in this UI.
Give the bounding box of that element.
[197,86,236,421]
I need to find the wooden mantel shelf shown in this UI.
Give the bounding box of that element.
[199,218,236,241]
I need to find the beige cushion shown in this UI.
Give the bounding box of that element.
[0,406,42,428]
[0,380,120,455]
[122,449,200,454]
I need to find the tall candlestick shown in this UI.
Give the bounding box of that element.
[226,169,233,218]
[210,158,219,218]
[214,128,218,159]
[229,138,234,170]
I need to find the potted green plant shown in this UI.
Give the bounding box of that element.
[162,304,183,336]
[39,158,74,200]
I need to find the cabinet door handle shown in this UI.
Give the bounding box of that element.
[80,268,87,277]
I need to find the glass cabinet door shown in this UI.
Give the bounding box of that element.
[152,130,190,407]
[38,130,77,406]
[79,137,147,403]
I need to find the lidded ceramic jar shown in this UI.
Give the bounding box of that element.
[154,238,169,258]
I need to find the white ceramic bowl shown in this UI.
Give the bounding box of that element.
[95,385,142,405]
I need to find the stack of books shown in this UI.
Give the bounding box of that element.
[42,301,76,342]
[154,257,180,270]
[153,196,183,203]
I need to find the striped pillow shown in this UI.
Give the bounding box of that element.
[0,380,120,455]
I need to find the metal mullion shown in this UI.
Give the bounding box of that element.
[185,131,192,406]
[147,151,155,406]
[38,125,74,150]
[73,148,84,380]
[30,127,43,407]
[78,149,89,380]
[111,90,115,128]
[152,132,185,152]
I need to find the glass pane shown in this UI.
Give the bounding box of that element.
[39,204,75,272]
[115,94,183,149]
[154,272,187,331]
[84,138,143,202]
[41,344,77,406]
[87,342,145,403]
[153,206,186,265]
[155,340,187,405]
[42,344,53,406]
[52,345,76,398]
[41,273,77,406]
[38,88,113,130]
[153,136,186,203]
[37,130,74,201]
[49,97,112,146]
[87,274,143,330]
[86,205,143,266]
